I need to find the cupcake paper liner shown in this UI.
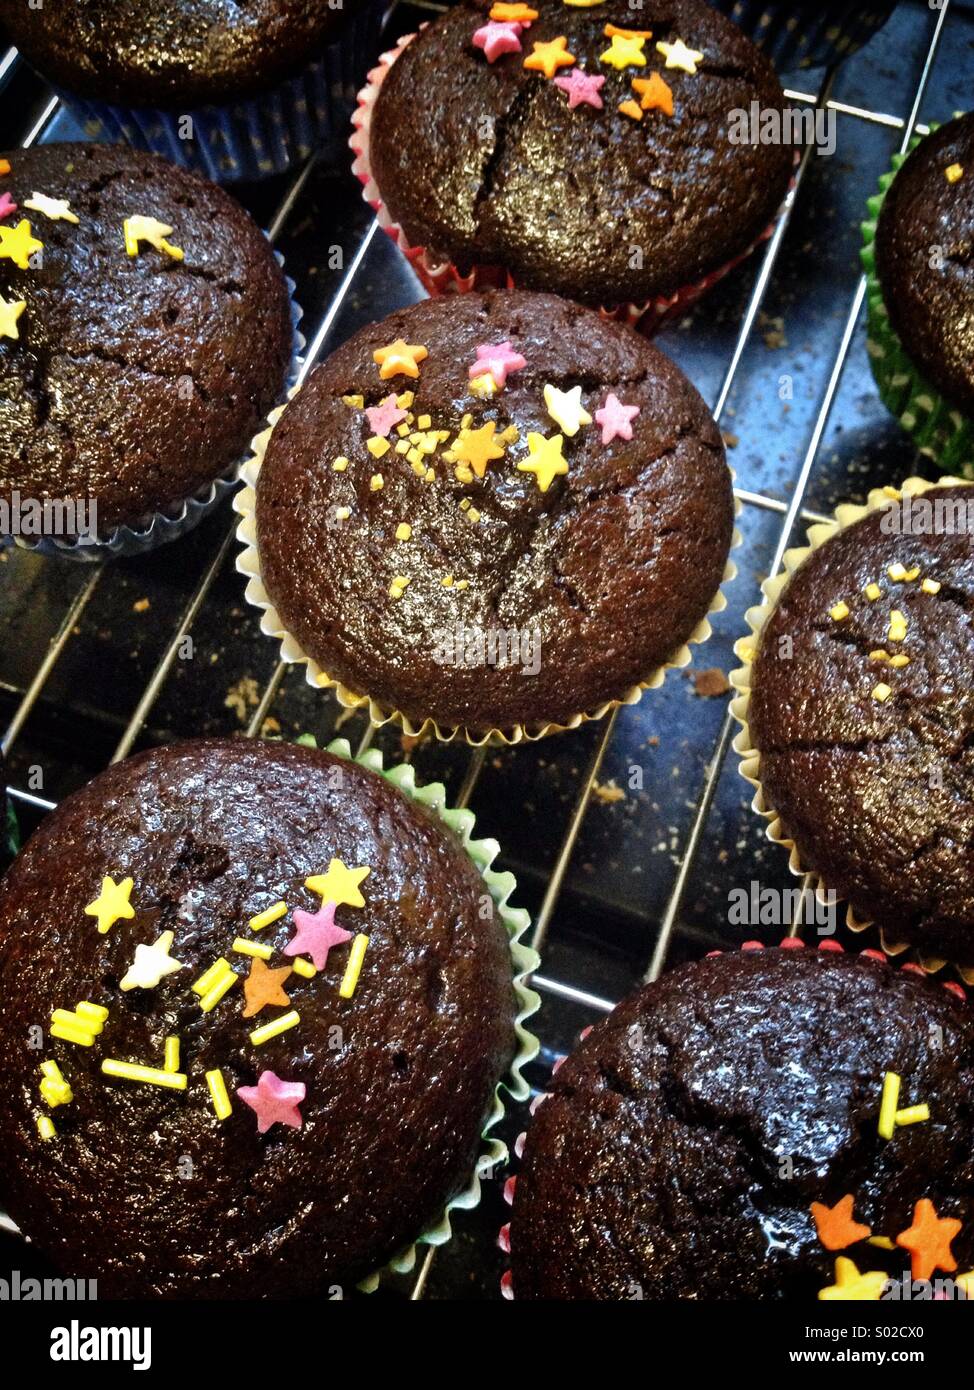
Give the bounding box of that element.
[349,29,793,338]
[233,393,741,746]
[296,735,540,1292]
[729,474,974,985]
[497,936,966,1301]
[861,124,974,478]
[711,2,894,70]
[2,253,305,564]
[60,2,385,183]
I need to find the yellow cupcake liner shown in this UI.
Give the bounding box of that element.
[729,473,974,984]
[234,390,741,747]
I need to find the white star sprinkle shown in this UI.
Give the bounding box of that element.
[120,930,186,992]
[23,192,79,224]
[543,383,593,437]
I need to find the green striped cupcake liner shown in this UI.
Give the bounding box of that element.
[861,124,974,477]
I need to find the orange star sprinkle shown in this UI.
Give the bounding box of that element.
[241,958,293,1019]
[373,338,429,380]
[895,1199,962,1281]
[490,2,538,20]
[523,36,575,79]
[0,159,10,177]
[604,23,653,39]
[619,99,643,122]
[810,1194,871,1252]
[632,72,674,116]
[454,421,505,479]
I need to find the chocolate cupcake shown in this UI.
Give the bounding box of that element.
[711,2,894,70]
[355,0,794,323]
[0,736,534,1298]
[0,143,296,557]
[236,289,736,742]
[863,114,974,475]
[734,479,974,968]
[0,0,385,180]
[510,945,974,1300]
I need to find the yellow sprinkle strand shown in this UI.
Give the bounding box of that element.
[164,1036,181,1074]
[894,1103,930,1127]
[889,654,910,669]
[869,1236,896,1250]
[199,968,238,1014]
[946,162,964,183]
[50,1002,106,1046]
[887,609,907,643]
[864,582,881,601]
[291,957,317,979]
[829,602,849,621]
[39,1060,73,1107]
[250,1010,301,1047]
[233,937,273,960]
[887,562,907,581]
[206,1069,232,1121]
[248,901,287,932]
[340,934,370,1000]
[192,958,231,996]
[75,1001,108,1023]
[878,1071,901,1139]
[921,577,941,594]
[102,1059,188,1091]
[50,1021,96,1047]
[395,523,412,541]
[37,1115,56,1140]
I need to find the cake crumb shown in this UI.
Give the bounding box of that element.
[688,667,731,698]
[224,676,259,723]
[132,598,150,614]
[592,780,626,805]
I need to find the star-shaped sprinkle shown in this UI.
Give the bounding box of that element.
[0,192,17,222]
[543,383,592,436]
[810,1194,871,1252]
[517,432,568,492]
[490,2,536,19]
[600,33,646,70]
[84,875,136,934]
[595,392,640,443]
[553,68,605,110]
[305,857,371,907]
[632,71,674,115]
[23,192,79,224]
[242,958,293,1018]
[469,340,526,390]
[474,20,523,63]
[523,36,576,78]
[120,930,185,992]
[619,99,643,121]
[0,219,43,270]
[237,1070,305,1133]
[454,421,505,478]
[373,338,429,380]
[656,37,704,74]
[286,902,353,971]
[0,159,10,176]
[818,1257,888,1302]
[896,1199,962,1281]
[0,294,25,341]
[123,215,184,261]
[365,393,408,437]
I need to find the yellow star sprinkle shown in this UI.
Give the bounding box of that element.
[656,37,704,74]
[818,1257,888,1301]
[123,215,184,261]
[517,432,568,493]
[599,33,646,70]
[23,192,79,224]
[373,338,428,380]
[305,858,371,908]
[543,383,592,437]
[0,294,26,340]
[0,219,43,270]
[454,421,505,478]
[523,36,576,78]
[84,875,136,934]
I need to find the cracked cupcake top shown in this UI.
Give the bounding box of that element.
[0,142,293,535]
[253,290,734,735]
[748,486,974,963]
[875,112,974,418]
[369,0,794,307]
[510,947,974,1300]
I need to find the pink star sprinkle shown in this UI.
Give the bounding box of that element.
[595,392,640,444]
[365,393,407,437]
[473,20,523,63]
[553,68,605,111]
[469,340,527,390]
[0,193,17,222]
[237,1070,306,1134]
[285,901,353,971]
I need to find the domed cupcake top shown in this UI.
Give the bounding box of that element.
[0,143,293,534]
[747,484,974,964]
[510,945,974,1300]
[875,112,974,417]
[368,0,794,306]
[253,290,734,734]
[0,739,517,1297]
[0,0,356,108]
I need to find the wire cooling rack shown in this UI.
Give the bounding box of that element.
[0,0,970,1299]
